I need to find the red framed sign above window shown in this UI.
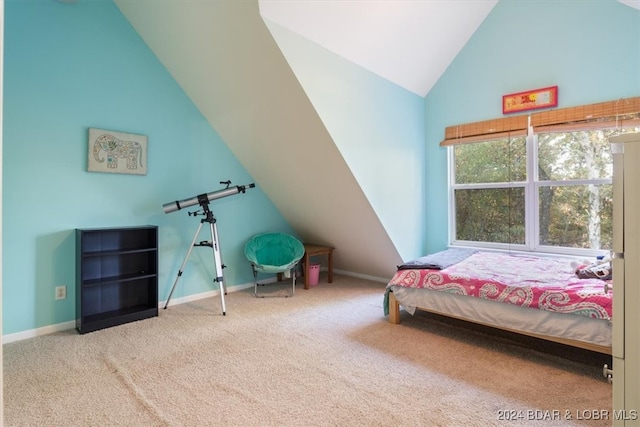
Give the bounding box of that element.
[502,85,558,114]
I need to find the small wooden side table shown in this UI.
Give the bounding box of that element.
[303,243,334,290]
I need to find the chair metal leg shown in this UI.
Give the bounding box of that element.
[252,266,296,298]
[252,265,260,298]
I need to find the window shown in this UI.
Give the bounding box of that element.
[536,130,614,251]
[452,136,526,246]
[444,96,640,256]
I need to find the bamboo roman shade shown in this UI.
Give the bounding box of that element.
[440,115,528,146]
[440,96,640,146]
[531,96,640,133]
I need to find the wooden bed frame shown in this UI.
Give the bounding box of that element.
[387,291,612,355]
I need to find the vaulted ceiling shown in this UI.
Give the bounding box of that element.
[259,0,498,96]
[114,0,404,279]
[259,0,640,96]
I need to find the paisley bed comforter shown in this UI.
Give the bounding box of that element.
[387,251,612,320]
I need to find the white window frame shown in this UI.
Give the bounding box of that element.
[448,127,613,257]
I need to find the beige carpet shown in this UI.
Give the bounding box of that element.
[3,274,612,426]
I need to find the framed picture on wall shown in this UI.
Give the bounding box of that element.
[88,128,148,175]
[502,86,558,115]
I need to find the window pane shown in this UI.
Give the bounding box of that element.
[454,137,526,184]
[455,188,525,244]
[539,184,612,250]
[537,130,616,181]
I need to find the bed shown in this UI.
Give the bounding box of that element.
[384,249,613,355]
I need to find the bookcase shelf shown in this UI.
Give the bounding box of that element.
[76,226,158,334]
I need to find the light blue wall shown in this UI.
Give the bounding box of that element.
[2,0,294,335]
[424,0,640,254]
[264,20,426,261]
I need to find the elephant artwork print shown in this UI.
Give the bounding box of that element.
[88,128,148,175]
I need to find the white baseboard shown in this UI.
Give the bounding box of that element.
[2,273,384,344]
[159,282,254,308]
[2,281,258,345]
[3,320,78,344]
[333,268,389,284]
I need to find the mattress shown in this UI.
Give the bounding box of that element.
[388,285,611,348]
[386,250,613,349]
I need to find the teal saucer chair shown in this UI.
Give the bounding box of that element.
[244,232,305,298]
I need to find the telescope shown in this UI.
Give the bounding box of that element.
[163,181,255,214]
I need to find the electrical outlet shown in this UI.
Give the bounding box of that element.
[55,285,67,300]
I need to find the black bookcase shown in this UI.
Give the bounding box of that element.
[76,226,158,334]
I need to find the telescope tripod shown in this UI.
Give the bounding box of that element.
[164,197,227,315]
